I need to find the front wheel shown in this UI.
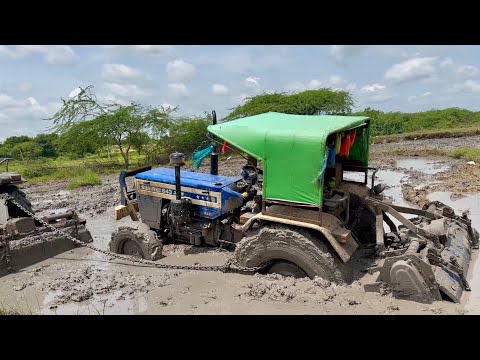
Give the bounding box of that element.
[109,223,163,261]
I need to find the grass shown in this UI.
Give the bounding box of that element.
[7,151,148,186]
[68,169,102,190]
[372,126,480,144]
[450,148,480,163]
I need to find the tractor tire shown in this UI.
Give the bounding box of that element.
[347,194,376,245]
[109,223,163,261]
[233,224,352,284]
[0,184,33,218]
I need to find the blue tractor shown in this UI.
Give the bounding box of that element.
[109,112,478,303]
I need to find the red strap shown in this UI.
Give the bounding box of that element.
[221,141,229,154]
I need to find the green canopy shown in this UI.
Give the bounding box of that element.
[208,112,371,207]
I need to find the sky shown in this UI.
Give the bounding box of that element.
[1,45,480,142]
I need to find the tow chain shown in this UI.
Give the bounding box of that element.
[5,196,269,275]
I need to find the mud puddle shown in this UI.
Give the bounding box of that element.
[396,158,449,175]
[83,213,118,270]
[343,168,411,207]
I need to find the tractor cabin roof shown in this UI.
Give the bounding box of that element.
[207,112,371,208]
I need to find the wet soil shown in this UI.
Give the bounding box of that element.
[372,134,480,152]
[1,139,479,314]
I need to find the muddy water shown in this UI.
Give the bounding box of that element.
[427,191,480,314]
[396,158,449,175]
[83,214,118,270]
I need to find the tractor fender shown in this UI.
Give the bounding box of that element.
[241,213,358,263]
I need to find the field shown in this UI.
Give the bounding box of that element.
[1,135,480,315]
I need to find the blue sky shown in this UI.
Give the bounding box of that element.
[1,45,480,141]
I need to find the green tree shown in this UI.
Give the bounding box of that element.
[34,133,58,158]
[56,119,103,157]
[11,140,42,160]
[48,85,174,168]
[0,136,33,158]
[225,89,354,120]
[129,131,151,156]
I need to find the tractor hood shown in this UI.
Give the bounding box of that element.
[207,112,371,207]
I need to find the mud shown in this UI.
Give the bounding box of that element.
[0,136,478,314]
[24,176,120,217]
[40,265,176,308]
[372,134,480,152]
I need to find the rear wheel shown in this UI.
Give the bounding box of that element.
[347,194,376,245]
[233,224,352,283]
[109,223,163,260]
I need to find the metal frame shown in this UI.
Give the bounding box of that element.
[365,196,441,251]
[0,158,13,172]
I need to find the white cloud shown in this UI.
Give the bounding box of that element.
[384,57,438,83]
[69,87,82,98]
[326,75,347,89]
[0,45,77,65]
[446,80,480,93]
[307,79,322,89]
[329,45,368,64]
[0,93,25,108]
[160,102,174,110]
[358,83,395,102]
[102,63,148,82]
[456,65,479,77]
[166,60,196,82]
[212,84,229,96]
[27,97,39,107]
[285,81,305,92]
[245,76,261,89]
[102,82,150,101]
[361,83,386,93]
[0,93,62,141]
[408,91,432,102]
[286,77,353,93]
[345,83,357,92]
[440,57,454,68]
[168,83,190,99]
[104,45,175,57]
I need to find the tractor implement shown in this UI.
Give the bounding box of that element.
[1,158,93,272]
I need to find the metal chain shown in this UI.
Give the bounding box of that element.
[5,196,268,274]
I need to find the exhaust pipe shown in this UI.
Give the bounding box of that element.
[210,110,218,176]
[169,152,185,200]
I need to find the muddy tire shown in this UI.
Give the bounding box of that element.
[0,184,33,218]
[109,223,163,261]
[347,194,376,245]
[233,224,352,284]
